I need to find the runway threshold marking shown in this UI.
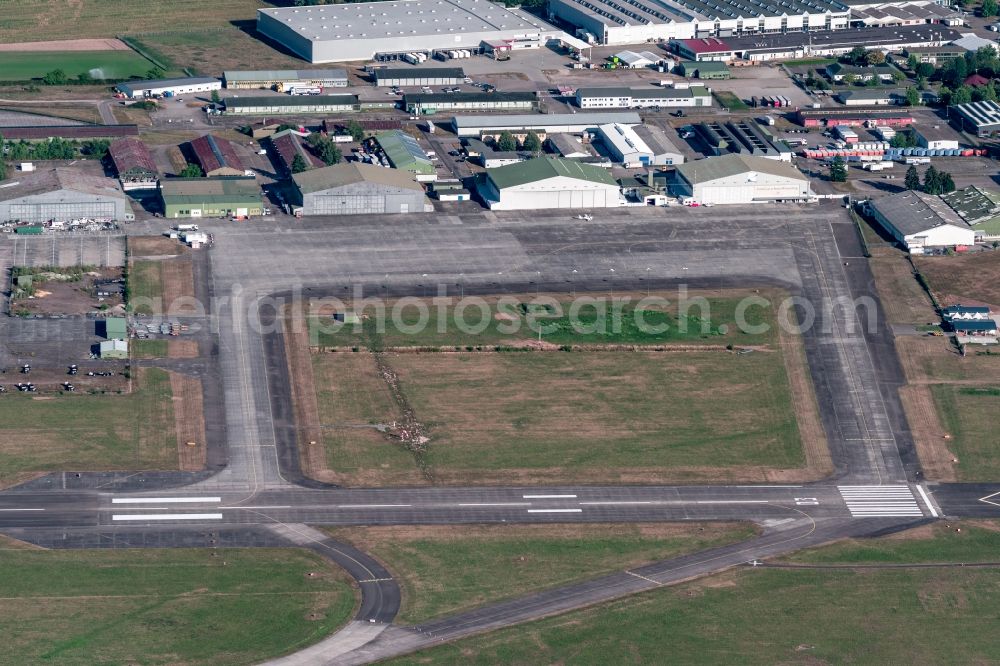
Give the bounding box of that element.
[527,509,583,513]
[112,513,223,521]
[111,497,222,504]
[915,485,940,518]
[978,490,1000,508]
[523,494,577,499]
[838,486,923,517]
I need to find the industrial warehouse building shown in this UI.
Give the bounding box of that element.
[672,155,812,205]
[115,77,221,99]
[867,189,975,253]
[108,137,158,190]
[290,162,427,215]
[575,86,712,109]
[949,100,1000,137]
[224,95,367,115]
[223,69,348,90]
[597,123,684,167]
[0,168,133,223]
[160,177,263,219]
[481,157,622,210]
[451,112,641,137]
[549,0,849,45]
[185,135,247,177]
[403,91,537,115]
[373,68,466,87]
[374,131,436,180]
[257,0,570,63]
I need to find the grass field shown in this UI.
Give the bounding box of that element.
[312,347,804,485]
[0,50,152,80]
[917,250,1000,307]
[0,1,270,42]
[130,29,307,76]
[132,338,168,359]
[930,385,1000,482]
[389,521,1000,665]
[0,368,177,486]
[0,547,355,665]
[713,90,748,110]
[128,260,163,315]
[0,104,103,124]
[328,523,757,624]
[309,292,779,349]
[868,253,936,325]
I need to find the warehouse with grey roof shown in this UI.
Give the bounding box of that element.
[0,168,134,223]
[290,162,428,216]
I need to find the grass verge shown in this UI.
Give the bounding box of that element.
[929,384,1000,482]
[388,521,1000,665]
[327,522,757,624]
[0,50,151,80]
[0,547,355,665]
[0,368,177,485]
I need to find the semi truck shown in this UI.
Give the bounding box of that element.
[288,85,322,96]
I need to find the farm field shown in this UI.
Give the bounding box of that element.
[0,50,152,81]
[0,546,355,666]
[0,1,270,42]
[308,347,807,486]
[0,368,178,487]
[328,523,756,624]
[390,521,1000,665]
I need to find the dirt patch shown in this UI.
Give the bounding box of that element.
[880,522,939,541]
[169,372,206,472]
[129,236,187,258]
[0,534,44,550]
[899,386,957,482]
[159,257,196,315]
[167,339,199,359]
[0,38,130,51]
[282,306,331,484]
[10,267,124,317]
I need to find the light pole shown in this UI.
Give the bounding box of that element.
[609,268,615,299]
[646,267,651,296]
[571,269,577,297]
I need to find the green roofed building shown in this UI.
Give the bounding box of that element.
[374,131,435,181]
[102,317,127,339]
[481,157,621,210]
[680,61,731,79]
[160,176,263,219]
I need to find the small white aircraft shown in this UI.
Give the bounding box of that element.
[575,213,593,221]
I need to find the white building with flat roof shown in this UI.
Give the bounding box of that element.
[257,0,576,63]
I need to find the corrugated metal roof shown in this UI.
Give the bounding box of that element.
[674,154,807,185]
[870,189,970,235]
[187,135,244,174]
[160,176,261,205]
[374,67,465,81]
[292,162,423,194]
[487,157,617,189]
[224,69,347,82]
[225,95,358,110]
[0,168,128,201]
[404,91,536,105]
[452,112,641,130]
[109,137,158,177]
[117,77,218,92]
[375,130,433,173]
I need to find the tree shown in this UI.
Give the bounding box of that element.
[76,71,95,84]
[945,57,968,88]
[923,165,942,195]
[951,84,974,105]
[497,130,517,152]
[842,73,858,86]
[905,165,921,190]
[915,62,936,78]
[179,163,203,178]
[907,54,920,71]
[345,119,365,142]
[940,172,956,194]
[42,69,68,85]
[905,86,921,106]
[891,70,906,83]
[890,131,916,148]
[522,131,542,153]
[145,66,165,80]
[210,89,220,104]
[984,0,998,17]
[974,81,998,102]
[829,156,848,182]
[864,76,879,87]
[81,139,110,159]
[866,50,886,66]
[306,133,342,165]
[291,153,308,174]
[846,46,867,65]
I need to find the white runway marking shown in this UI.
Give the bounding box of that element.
[914,486,939,518]
[0,508,45,512]
[695,500,769,504]
[458,503,532,507]
[337,504,412,509]
[527,508,583,513]
[839,486,923,517]
[111,497,221,504]
[112,513,223,521]
[523,494,577,499]
[579,501,652,506]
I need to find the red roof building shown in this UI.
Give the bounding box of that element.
[270,130,324,174]
[108,137,158,189]
[965,73,990,87]
[186,134,245,177]
[671,38,734,61]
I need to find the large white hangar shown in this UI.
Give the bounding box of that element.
[549,0,851,45]
[258,0,570,63]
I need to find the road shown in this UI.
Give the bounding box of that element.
[4,203,1000,664]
